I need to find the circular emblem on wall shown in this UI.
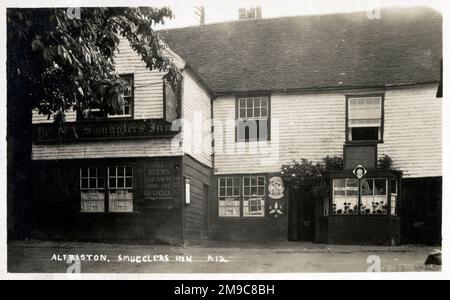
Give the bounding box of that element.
[268,176,284,200]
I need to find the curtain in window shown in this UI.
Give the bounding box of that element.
[348,97,382,128]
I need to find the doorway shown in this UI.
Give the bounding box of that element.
[288,185,316,241]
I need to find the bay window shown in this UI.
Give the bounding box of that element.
[347,95,383,141]
[218,175,266,217]
[236,97,270,142]
[331,177,398,216]
[80,165,133,213]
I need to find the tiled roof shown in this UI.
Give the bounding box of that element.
[160,6,442,94]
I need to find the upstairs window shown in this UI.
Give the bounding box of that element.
[109,74,133,118]
[236,96,270,142]
[79,74,133,120]
[347,96,383,141]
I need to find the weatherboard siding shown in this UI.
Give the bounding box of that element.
[379,84,442,178]
[181,70,213,167]
[32,139,183,160]
[213,83,441,179]
[115,37,165,119]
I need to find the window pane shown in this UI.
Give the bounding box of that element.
[109,167,116,176]
[254,98,260,108]
[258,119,268,141]
[351,127,379,141]
[243,198,265,217]
[239,99,245,109]
[81,179,89,189]
[258,187,265,195]
[81,168,89,178]
[126,167,133,177]
[227,187,233,196]
[98,178,105,189]
[258,177,265,185]
[361,179,373,196]
[117,178,124,188]
[260,107,268,117]
[260,98,268,108]
[246,99,253,110]
[109,178,116,188]
[125,178,133,188]
[244,177,250,187]
[118,167,124,176]
[374,179,387,195]
[89,178,97,189]
[234,186,240,196]
[239,109,246,118]
[219,187,226,197]
[390,179,397,194]
[219,178,226,187]
[254,107,260,118]
[88,167,96,177]
[244,187,250,196]
[234,178,240,188]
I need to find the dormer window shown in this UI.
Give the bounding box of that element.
[347,95,383,142]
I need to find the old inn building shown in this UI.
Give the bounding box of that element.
[31,7,442,245]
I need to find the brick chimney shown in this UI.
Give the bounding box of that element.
[238,7,262,20]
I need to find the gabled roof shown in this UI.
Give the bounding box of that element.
[160,6,442,95]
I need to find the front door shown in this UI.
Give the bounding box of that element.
[288,185,316,241]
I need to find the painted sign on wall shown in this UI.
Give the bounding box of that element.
[144,158,181,208]
[33,119,178,143]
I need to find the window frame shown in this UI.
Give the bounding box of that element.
[217,174,268,218]
[235,95,271,142]
[79,164,135,213]
[108,74,134,119]
[345,93,384,143]
[77,74,134,121]
[330,176,399,216]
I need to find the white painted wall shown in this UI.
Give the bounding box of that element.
[181,69,212,167]
[213,83,441,178]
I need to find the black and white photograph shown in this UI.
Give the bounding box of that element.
[1,0,449,281]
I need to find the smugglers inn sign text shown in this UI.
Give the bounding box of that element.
[33,119,178,143]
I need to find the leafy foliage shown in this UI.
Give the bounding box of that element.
[378,154,393,169]
[7,7,179,120]
[280,156,344,190]
[322,155,344,172]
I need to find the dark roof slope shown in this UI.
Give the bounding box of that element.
[160,6,442,94]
